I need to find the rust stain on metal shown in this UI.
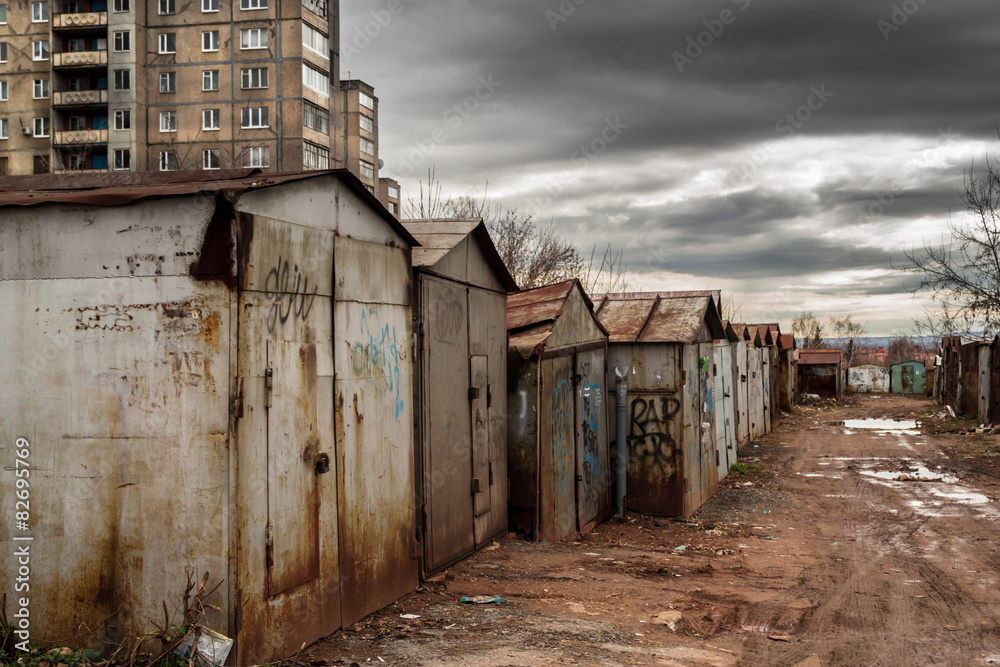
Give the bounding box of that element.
[353,393,363,423]
[195,314,221,352]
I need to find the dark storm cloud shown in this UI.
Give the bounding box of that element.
[341,0,1000,331]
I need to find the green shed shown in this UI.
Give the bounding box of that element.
[890,360,926,394]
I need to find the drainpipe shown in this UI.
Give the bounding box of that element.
[615,365,629,519]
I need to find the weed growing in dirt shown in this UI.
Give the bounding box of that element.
[730,461,761,475]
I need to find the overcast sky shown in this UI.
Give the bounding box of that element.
[340,0,1000,335]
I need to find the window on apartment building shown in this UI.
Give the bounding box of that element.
[159,33,176,54]
[241,106,268,129]
[359,160,374,180]
[202,108,219,130]
[302,64,328,95]
[68,154,88,171]
[0,157,7,174]
[0,5,6,23]
[32,79,49,99]
[302,23,328,56]
[387,185,399,199]
[68,116,86,130]
[240,28,268,49]
[202,70,219,91]
[303,101,328,134]
[33,155,49,174]
[240,67,268,89]
[159,72,176,93]
[301,0,324,19]
[158,0,174,14]
[114,69,130,90]
[0,119,7,140]
[240,0,267,9]
[113,0,129,12]
[203,149,220,170]
[33,117,49,137]
[113,31,130,52]
[358,92,374,110]
[0,81,7,101]
[114,109,130,130]
[159,110,176,132]
[64,0,80,11]
[243,146,268,167]
[32,2,48,22]
[202,0,218,10]
[113,149,130,170]
[359,114,373,133]
[159,150,177,171]
[359,137,374,157]
[303,141,329,170]
[68,77,83,91]
[202,30,219,52]
[388,202,398,215]
[0,43,7,63]
[32,40,49,61]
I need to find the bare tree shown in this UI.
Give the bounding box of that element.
[828,314,867,367]
[403,168,630,292]
[792,312,824,348]
[886,334,919,367]
[903,143,1000,334]
[719,295,745,323]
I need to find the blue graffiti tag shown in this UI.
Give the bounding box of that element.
[551,378,573,498]
[351,307,405,419]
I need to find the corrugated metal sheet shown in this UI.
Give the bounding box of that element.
[848,365,890,393]
[592,293,726,344]
[798,349,843,365]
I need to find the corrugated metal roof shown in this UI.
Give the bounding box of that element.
[592,292,725,344]
[507,279,576,332]
[401,218,518,292]
[507,279,605,357]
[779,334,796,350]
[798,349,843,365]
[0,168,420,249]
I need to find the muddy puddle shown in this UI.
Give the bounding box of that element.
[843,418,921,435]
[859,466,959,483]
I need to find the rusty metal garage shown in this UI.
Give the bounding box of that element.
[593,292,726,519]
[0,170,419,664]
[402,218,518,576]
[507,280,611,542]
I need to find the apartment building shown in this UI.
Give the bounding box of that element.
[0,0,343,174]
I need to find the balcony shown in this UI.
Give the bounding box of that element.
[53,89,108,107]
[54,167,109,174]
[53,50,107,68]
[53,12,107,29]
[53,129,108,145]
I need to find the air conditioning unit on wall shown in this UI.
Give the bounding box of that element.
[20,127,31,135]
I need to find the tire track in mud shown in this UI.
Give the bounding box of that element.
[741,407,1000,666]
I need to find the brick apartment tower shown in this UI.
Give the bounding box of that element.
[0,0,404,211]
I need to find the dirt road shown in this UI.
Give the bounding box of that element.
[304,395,1000,666]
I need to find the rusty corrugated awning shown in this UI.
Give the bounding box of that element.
[798,349,843,365]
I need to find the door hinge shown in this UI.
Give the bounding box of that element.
[468,386,480,400]
[471,477,483,494]
[265,521,274,570]
[233,377,244,419]
[264,368,273,410]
